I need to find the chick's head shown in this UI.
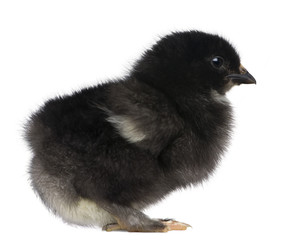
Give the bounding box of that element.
[132,31,256,97]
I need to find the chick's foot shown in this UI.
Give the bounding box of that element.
[103,219,191,232]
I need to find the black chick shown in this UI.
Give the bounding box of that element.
[25,31,256,232]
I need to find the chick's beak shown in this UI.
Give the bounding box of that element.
[226,64,256,85]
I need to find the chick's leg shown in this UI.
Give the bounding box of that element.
[101,203,190,232]
[101,203,167,232]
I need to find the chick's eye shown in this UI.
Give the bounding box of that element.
[211,56,224,69]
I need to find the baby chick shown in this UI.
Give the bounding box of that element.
[25,31,256,232]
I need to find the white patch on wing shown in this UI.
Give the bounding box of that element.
[107,115,146,143]
[211,90,230,104]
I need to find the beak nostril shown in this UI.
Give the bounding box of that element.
[239,64,248,74]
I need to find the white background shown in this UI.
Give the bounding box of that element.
[1,0,287,239]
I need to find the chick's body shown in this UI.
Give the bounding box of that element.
[26,31,255,232]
